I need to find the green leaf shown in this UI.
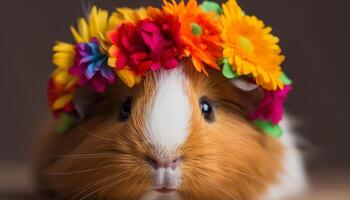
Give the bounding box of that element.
[56,113,76,134]
[280,72,292,85]
[200,1,223,15]
[222,58,238,79]
[253,119,283,138]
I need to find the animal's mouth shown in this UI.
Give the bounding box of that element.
[154,187,176,194]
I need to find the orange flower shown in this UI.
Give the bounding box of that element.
[163,0,222,75]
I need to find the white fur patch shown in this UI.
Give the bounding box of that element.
[140,190,181,200]
[153,167,182,189]
[262,116,308,200]
[146,67,191,158]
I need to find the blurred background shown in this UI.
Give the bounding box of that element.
[0,0,349,199]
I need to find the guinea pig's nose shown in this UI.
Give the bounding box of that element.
[146,156,181,170]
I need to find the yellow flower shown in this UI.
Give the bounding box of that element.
[115,69,142,88]
[52,6,116,93]
[70,6,119,52]
[221,0,284,90]
[52,42,78,88]
[110,7,147,25]
[50,42,78,111]
[51,6,117,112]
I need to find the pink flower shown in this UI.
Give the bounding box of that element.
[108,18,181,75]
[249,85,292,124]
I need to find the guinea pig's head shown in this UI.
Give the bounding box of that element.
[45,60,283,200]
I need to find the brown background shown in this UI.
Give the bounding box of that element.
[0,0,349,172]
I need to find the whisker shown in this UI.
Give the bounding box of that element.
[71,171,129,200]
[44,163,119,175]
[228,168,269,184]
[121,172,148,197]
[54,173,121,200]
[97,181,118,196]
[78,180,118,200]
[52,153,115,159]
[77,126,117,145]
[213,182,237,200]
[72,176,117,200]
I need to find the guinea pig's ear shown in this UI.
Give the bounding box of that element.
[229,78,264,115]
[72,87,100,120]
[229,78,259,92]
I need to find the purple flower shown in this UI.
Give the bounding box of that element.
[69,38,115,92]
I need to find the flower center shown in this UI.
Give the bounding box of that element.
[191,23,203,37]
[238,36,254,54]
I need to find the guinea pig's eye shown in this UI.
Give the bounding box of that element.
[200,99,214,122]
[119,97,132,121]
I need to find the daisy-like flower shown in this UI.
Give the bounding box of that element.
[69,38,115,93]
[108,7,181,87]
[49,42,79,115]
[49,6,117,115]
[163,0,223,75]
[70,6,118,52]
[110,7,148,26]
[63,6,119,91]
[221,0,285,90]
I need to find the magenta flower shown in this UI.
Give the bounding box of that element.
[69,38,115,92]
[139,19,179,71]
[249,85,292,124]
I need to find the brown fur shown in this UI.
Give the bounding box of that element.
[36,61,283,200]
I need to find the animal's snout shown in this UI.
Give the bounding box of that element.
[146,156,181,170]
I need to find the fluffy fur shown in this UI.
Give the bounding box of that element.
[36,61,306,200]
[261,117,307,200]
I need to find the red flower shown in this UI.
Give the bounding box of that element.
[108,12,181,75]
[48,79,75,118]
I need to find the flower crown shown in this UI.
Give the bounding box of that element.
[49,0,292,137]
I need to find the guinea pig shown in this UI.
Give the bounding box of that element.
[35,60,307,200]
